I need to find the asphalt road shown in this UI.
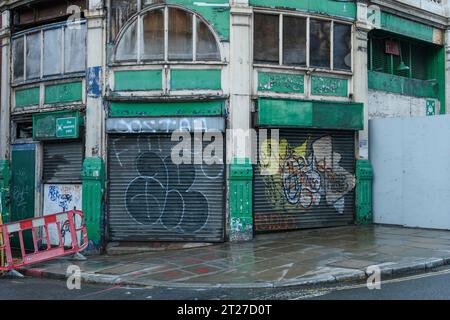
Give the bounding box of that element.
[1,267,450,300]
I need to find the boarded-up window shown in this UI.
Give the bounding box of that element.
[333,23,352,71]
[254,13,279,64]
[114,6,220,63]
[283,16,306,66]
[142,8,164,61]
[310,19,331,69]
[168,8,193,61]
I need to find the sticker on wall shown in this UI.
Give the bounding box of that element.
[426,100,436,116]
[86,66,102,98]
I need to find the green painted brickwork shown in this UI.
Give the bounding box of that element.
[110,100,225,117]
[368,71,439,99]
[45,81,83,104]
[356,160,373,225]
[171,69,222,90]
[15,87,40,108]
[380,12,434,44]
[115,70,163,91]
[258,72,304,93]
[0,160,11,223]
[311,76,348,97]
[168,0,230,40]
[249,0,356,20]
[258,98,363,130]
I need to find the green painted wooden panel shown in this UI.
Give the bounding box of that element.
[380,12,434,44]
[168,0,230,40]
[115,70,163,91]
[110,100,225,117]
[10,144,36,250]
[258,99,313,126]
[171,69,222,90]
[258,98,363,130]
[33,110,82,140]
[258,72,304,93]
[45,81,83,104]
[311,76,348,97]
[368,71,439,99]
[15,87,40,108]
[249,0,356,20]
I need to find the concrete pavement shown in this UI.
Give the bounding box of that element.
[14,225,450,289]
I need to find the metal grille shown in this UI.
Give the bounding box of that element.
[254,129,356,232]
[107,134,225,242]
[43,141,84,183]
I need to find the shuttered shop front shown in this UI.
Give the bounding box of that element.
[254,129,356,232]
[107,134,225,242]
[43,141,84,183]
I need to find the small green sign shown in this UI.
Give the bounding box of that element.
[56,117,78,138]
[426,100,436,116]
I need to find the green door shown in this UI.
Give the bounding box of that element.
[10,144,36,250]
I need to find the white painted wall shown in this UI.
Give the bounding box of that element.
[368,89,439,119]
[370,114,450,230]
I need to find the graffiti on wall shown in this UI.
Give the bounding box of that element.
[259,135,355,214]
[109,135,225,240]
[44,184,82,246]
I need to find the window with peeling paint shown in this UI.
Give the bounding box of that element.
[310,19,331,69]
[12,20,87,84]
[110,0,138,41]
[333,23,352,71]
[283,16,307,66]
[254,13,279,64]
[253,13,352,72]
[113,5,221,63]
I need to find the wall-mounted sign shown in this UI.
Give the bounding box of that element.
[426,100,436,116]
[33,111,82,140]
[56,117,78,138]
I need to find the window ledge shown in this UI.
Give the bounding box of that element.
[106,93,229,103]
[108,61,228,68]
[12,74,85,89]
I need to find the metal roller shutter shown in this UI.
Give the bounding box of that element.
[107,134,225,242]
[254,129,356,232]
[43,141,84,183]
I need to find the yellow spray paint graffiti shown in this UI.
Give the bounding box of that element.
[259,135,355,214]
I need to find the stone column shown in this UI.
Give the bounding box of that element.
[228,1,254,241]
[0,11,11,161]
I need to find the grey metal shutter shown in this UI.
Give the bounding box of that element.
[107,134,225,242]
[43,141,84,183]
[254,129,356,232]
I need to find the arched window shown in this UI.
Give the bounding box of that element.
[114,6,221,63]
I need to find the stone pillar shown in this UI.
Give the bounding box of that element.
[354,3,372,159]
[228,1,254,241]
[85,0,106,159]
[83,0,106,252]
[0,11,11,161]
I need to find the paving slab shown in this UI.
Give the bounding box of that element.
[16,225,450,289]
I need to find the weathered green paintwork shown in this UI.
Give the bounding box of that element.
[114,70,163,91]
[168,0,230,40]
[249,0,356,20]
[171,69,222,90]
[109,100,225,117]
[311,76,348,97]
[258,72,304,93]
[82,157,105,251]
[356,160,373,225]
[426,100,436,116]
[33,110,82,140]
[44,81,83,104]
[434,46,446,114]
[229,158,253,242]
[258,98,363,130]
[10,144,36,250]
[15,87,40,108]
[368,71,439,99]
[0,160,11,223]
[380,12,434,44]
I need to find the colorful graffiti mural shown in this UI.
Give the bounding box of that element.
[259,135,355,214]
